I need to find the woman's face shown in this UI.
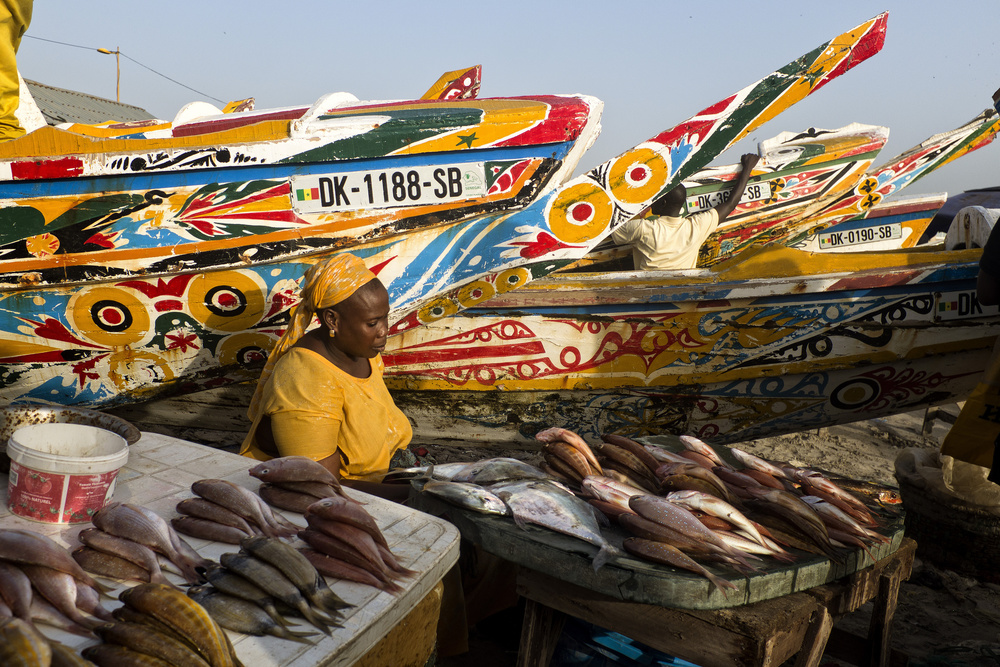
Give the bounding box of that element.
[328,280,390,359]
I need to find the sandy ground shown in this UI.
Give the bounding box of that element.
[419,405,1000,667]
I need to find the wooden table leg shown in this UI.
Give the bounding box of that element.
[866,559,904,667]
[516,598,566,667]
[793,606,833,667]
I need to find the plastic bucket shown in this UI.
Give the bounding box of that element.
[7,423,129,524]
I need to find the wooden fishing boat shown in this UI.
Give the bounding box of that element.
[791,191,947,252]
[699,107,1000,266]
[384,233,1000,444]
[0,14,888,409]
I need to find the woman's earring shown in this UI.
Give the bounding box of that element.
[329,329,336,338]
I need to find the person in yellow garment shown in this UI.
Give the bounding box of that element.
[0,0,31,142]
[612,153,760,270]
[240,252,412,503]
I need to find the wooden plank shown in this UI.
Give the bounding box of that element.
[516,598,566,667]
[517,568,822,667]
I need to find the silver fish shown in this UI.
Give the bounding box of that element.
[493,479,618,570]
[421,480,510,515]
[452,458,551,485]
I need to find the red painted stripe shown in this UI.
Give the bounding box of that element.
[11,157,84,180]
[172,107,308,137]
[383,341,546,366]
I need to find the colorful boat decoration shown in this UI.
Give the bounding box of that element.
[791,191,947,253]
[383,236,1000,444]
[0,14,888,409]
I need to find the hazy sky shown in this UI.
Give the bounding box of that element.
[16,2,1000,198]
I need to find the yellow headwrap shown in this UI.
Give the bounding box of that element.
[248,253,378,420]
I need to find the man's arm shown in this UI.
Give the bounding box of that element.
[712,153,761,222]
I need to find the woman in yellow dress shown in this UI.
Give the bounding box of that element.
[241,253,412,502]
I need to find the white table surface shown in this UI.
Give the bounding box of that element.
[0,432,461,666]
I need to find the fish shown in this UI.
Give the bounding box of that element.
[587,498,635,521]
[792,470,879,526]
[201,563,298,629]
[305,496,389,549]
[170,516,253,545]
[191,479,298,539]
[419,480,510,516]
[118,583,235,667]
[92,504,204,584]
[81,644,176,666]
[176,498,259,536]
[187,586,319,643]
[271,480,341,500]
[129,505,211,576]
[535,427,603,474]
[257,483,317,514]
[77,529,174,587]
[601,434,661,475]
[0,560,34,623]
[544,441,597,480]
[239,536,352,617]
[628,495,757,571]
[665,490,768,548]
[451,458,551,485]
[622,537,737,598]
[580,475,647,514]
[656,463,732,501]
[492,479,619,571]
[29,596,94,637]
[298,548,400,593]
[596,442,659,486]
[728,447,793,480]
[248,455,341,489]
[380,462,475,483]
[641,445,691,466]
[95,620,213,667]
[678,435,733,469]
[677,450,721,470]
[0,617,52,667]
[743,491,841,559]
[47,641,95,667]
[0,529,108,593]
[74,580,114,622]
[20,565,104,631]
[800,496,889,544]
[218,552,335,634]
[297,528,397,586]
[306,514,413,578]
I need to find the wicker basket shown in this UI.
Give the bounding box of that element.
[898,477,1000,583]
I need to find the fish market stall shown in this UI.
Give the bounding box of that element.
[407,434,914,667]
[0,431,460,666]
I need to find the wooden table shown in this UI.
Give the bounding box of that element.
[410,484,913,667]
[517,538,916,667]
[1,432,460,667]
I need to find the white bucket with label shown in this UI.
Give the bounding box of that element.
[7,423,129,524]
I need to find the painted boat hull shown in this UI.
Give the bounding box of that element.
[383,243,1000,443]
[0,14,889,408]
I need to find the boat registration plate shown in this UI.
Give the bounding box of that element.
[290,163,488,213]
[817,223,901,249]
[685,181,771,213]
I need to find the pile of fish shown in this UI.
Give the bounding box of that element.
[186,536,350,641]
[171,478,300,544]
[85,582,244,667]
[249,456,351,514]
[75,502,210,586]
[0,529,115,640]
[298,495,414,594]
[0,616,93,666]
[410,429,895,593]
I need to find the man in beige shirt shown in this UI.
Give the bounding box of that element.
[612,153,760,270]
